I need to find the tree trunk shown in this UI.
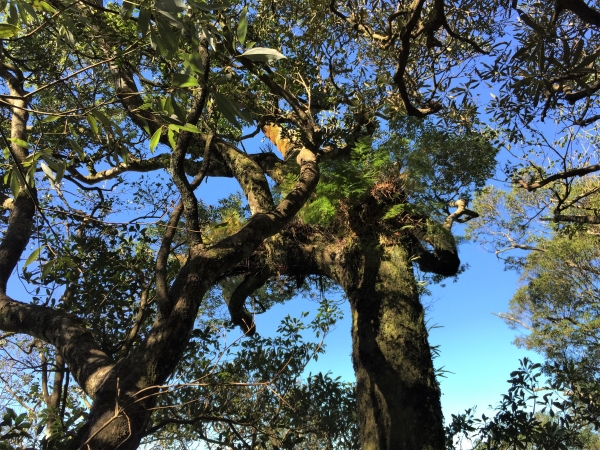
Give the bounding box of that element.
[229,212,458,449]
[338,241,445,449]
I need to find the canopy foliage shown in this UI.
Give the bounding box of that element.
[1,0,600,448]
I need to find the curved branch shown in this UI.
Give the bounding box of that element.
[564,79,600,104]
[556,0,600,27]
[443,199,479,230]
[0,294,113,399]
[214,141,275,214]
[139,151,319,370]
[227,268,273,336]
[515,163,600,191]
[411,238,460,277]
[0,60,35,292]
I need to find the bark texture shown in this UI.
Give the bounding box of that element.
[344,243,445,449]
[229,181,460,450]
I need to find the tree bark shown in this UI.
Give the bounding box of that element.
[233,220,456,449]
[342,241,445,450]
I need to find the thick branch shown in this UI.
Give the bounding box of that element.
[227,268,273,336]
[66,155,167,185]
[564,79,600,104]
[393,0,438,118]
[0,61,35,292]
[0,294,113,398]
[443,199,479,230]
[170,43,210,245]
[556,0,600,27]
[137,151,320,378]
[411,238,460,277]
[214,141,275,214]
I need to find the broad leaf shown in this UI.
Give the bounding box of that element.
[0,23,18,38]
[238,47,286,62]
[24,246,42,268]
[172,73,199,88]
[237,6,248,45]
[149,127,162,152]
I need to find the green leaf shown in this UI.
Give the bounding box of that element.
[19,0,37,22]
[156,15,179,56]
[54,161,65,184]
[137,7,151,38]
[7,2,17,25]
[70,139,85,160]
[167,127,177,150]
[40,162,55,181]
[382,204,405,220]
[86,114,98,135]
[90,110,111,130]
[237,47,286,62]
[32,1,55,13]
[0,22,19,39]
[155,0,184,12]
[212,91,241,127]
[8,137,28,148]
[237,6,248,46]
[25,160,36,186]
[178,123,200,133]
[183,51,205,74]
[149,127,162,153]
[40,154,59,173]
[41,261,53,279]
[172,73,199,88]
[171,95,187,122]
[41,115,60,123]
[24,246,42,268]
[9,171,20,198]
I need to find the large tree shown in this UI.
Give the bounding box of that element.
[6,0,588,448]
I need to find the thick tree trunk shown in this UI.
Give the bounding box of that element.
[339,242,445,450]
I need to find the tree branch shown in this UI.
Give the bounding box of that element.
[0,293,113,399]
[545,214,600,224]
[443,199,479,230]
[564,79,600,104]
[214,141,275,214]
[515,163,600,191]
[227,268,273,336]
[0,59,35,292]
[556,0,600,27]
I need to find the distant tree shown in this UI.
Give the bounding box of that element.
[446,358,600,450]
[467,182,600,445]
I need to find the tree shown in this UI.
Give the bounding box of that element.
[0,0,561,448]
[479,0,600,222]
[467,182,600,441]
[445,358,600,450]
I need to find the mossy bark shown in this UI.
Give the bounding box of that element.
[340,242,444,450]
[263,230,448,449]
